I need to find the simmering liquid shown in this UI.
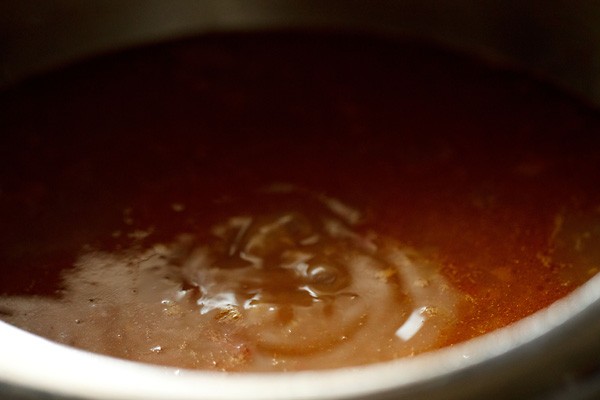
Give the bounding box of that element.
[1,33,599,371]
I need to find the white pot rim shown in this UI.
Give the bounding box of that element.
[2,271,599,400]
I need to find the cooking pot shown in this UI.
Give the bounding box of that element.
[1,1,600,399]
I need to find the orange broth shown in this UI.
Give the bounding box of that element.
[0,33,599,371]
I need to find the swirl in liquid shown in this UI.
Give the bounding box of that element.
[1,187,461,370]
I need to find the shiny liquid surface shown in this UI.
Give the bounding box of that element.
[1,33,600,371]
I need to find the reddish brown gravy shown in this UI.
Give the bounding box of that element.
[1,33,600,372]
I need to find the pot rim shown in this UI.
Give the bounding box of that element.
[1,271,599,400]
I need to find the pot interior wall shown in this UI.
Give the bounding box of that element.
[1,1,600,105]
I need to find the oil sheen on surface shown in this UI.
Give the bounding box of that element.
[1,33,600,372]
